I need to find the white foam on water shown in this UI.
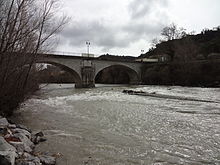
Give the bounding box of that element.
[135,86,220,102]
[29,90,154,107]
[25,86,220,116]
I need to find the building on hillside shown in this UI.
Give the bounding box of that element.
[81,53,95,58]
[196,54,206,60]
[135,58,158,62]
[207,53,220,59]
[150,54,171,62]
[136,54,171,62]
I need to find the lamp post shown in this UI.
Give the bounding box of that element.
[86,41,90,57]
[141,50,144,54]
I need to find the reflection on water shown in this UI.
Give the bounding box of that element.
[13,84,220,165]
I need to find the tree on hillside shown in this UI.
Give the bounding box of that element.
[0,0,68,116]
[173,37,200,62]
[149,23,187,52]
[151,37,162,48]
[161,23,187,41]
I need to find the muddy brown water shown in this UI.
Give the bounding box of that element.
[12,84,220,165]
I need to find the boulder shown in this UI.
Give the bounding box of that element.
[13,133,34,153]
[35,132,44,137]
[15,152,41,165]
[0,155,11,165]
[39,155,56,165]
[16,125,31,133]
[32,136,47,145]
[4,136,21,143]
[25,155,41,165]
[15,161,35,165]
[8,125,16,129]
[9,142,25,153]
[12,129,31,139]
[0,127,8,136]
[16,159,41,165]
[0,118,9,127]
[31,132,46,144]
[0,137,17,165]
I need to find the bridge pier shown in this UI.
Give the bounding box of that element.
[75,83,95,88]
[129,75,142,85]
[129,80,141,85]
[75,83,84,88]
[78,60,95,88]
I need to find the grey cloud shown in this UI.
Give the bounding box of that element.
[59,19,167,52]
[126,0,170,41]
[59,20,133,51]
[58,0,170,52]
[124,22,164,37]
[61,21,105,44]
[129,0,169,19]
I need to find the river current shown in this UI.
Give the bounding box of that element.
[13,84,220,165]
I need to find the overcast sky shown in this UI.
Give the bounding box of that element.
[55,0,220,57]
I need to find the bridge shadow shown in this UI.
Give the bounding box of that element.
[36,61,82,87]
[95,65,139,85]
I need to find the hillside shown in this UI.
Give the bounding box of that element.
[139,28,220,87]
[139,28,220,61]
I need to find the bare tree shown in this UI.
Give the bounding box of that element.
[0,0,69,116]
[161,23,187,41]
[151,37,162,48]
[150,23,187,49]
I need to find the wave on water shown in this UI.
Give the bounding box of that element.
[134,86,220,102]
[28,90,161,108]
[28,86,220,105]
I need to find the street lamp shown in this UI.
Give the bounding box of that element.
[86,41,90,56]
[141,50,144,54]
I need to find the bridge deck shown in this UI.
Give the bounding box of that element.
[37,53,146,64]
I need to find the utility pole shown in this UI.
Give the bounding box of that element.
[86,41,90,57]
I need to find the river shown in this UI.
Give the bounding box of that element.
[12,84,220,165]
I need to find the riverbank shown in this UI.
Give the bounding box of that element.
[0,116,57,165]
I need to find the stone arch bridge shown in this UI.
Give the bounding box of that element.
[37,54,145,88]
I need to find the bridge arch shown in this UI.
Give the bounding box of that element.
[95,64,140,84]
[36,61,82,87]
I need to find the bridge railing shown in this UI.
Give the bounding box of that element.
[44,50,99,57]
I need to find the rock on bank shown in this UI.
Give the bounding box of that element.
[0,116,56,165]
